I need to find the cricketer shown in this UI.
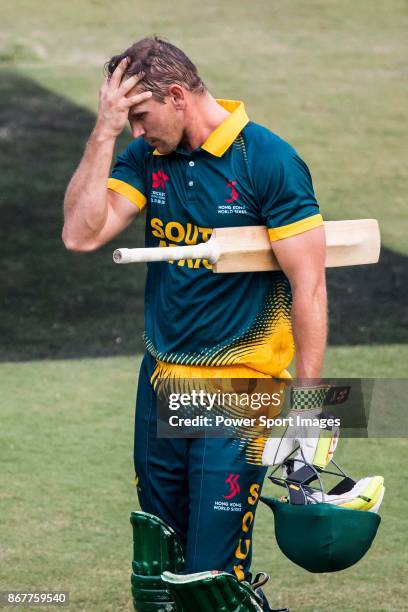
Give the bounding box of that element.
[62,37,383,612]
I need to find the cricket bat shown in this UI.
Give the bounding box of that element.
[113,219,380,273]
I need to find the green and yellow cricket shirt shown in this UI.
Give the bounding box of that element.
[108,100,323,377]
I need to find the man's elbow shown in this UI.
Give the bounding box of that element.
[314,279,327,305]
[310,276,327,300]
[61,229,99,253]
[291,269,326,292]
[292,274,327,303]
[314,272,327,292]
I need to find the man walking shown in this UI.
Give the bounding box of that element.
[63,37,326,611]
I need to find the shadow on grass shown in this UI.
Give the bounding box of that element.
[0,71,146,361]
[0,72,407,361]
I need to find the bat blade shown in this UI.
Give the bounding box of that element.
[212,219,381,273]
[211,225,278,272]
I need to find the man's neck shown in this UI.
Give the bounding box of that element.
[179,93,230,152]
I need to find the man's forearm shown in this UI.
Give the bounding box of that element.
[62,65,152,252]
[291,281,328,379]
[62,125,116,249]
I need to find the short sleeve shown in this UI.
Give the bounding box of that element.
[252,134,323,241]
[108,137,148,211]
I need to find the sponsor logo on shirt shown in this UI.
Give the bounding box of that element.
[217,179,248,215]
[152,169,169,189]
[226,180,239,203]
[151,169,169,205]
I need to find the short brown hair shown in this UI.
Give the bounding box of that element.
[105,37,206,102]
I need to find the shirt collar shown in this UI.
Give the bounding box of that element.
[152,99,249,157]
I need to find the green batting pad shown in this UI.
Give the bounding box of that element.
[162,571,263,612]
[130,511,184,575]
[130,511,185,612]
[131,579,174,603]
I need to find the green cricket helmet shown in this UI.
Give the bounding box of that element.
[261,451,384,573]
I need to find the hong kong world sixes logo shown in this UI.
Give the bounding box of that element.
[224,473,241,499]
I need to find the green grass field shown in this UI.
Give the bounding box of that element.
[1,1,407,610]
[1,350,407,611]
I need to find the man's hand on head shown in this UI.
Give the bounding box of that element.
[95,58,152,139]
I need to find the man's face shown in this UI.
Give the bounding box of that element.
[128,94,184,154]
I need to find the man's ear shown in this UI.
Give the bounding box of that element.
[168,84,186,110]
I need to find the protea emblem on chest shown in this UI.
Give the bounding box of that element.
[152,169,169,189]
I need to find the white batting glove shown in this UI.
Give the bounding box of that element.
[262,385,338,470]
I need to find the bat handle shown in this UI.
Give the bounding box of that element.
[113,239,219,264]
